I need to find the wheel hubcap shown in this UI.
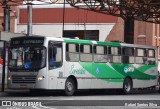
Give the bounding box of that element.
[66,81,73,92]
[125,82,130,92]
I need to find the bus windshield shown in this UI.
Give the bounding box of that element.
[8,46,46,70]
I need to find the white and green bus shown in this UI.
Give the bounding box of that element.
[7,36,158,95]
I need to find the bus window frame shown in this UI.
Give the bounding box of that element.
[147,49,156,65]
[147,49,155,58]
[93,45,108,63]
[122,47,135,64]
[135,48,147,64]
[65,43,79,62]
[107,46,122,63]
[48,41,63,70]
[80,44,93,62]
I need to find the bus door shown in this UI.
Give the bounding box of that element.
[48,41,63,89]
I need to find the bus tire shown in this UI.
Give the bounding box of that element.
[123,78,132,94]
[65,78,75,96]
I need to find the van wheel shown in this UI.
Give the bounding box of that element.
[65,78,75,96]
[123,78,132,94]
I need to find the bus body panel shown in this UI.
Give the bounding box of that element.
[48,67,64,89]
[133,79,157,88]
[34,68,48,89]
[64,61,92,89]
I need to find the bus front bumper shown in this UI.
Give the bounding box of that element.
[7,83,35,89]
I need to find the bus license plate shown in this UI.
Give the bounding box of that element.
[20,84,27,88]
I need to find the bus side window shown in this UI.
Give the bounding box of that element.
[135,48,147,64]
[108,46,121,63]
[48,41,62,70]
[66,43,79,62]
[80,44,92,62]
[93,45,107,62]
[122,47,134,64]
[148,49,155,65]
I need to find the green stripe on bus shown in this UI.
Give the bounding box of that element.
[64,39,92,44]
[79,62,156,82]
[97,41,121,46]
[79,62,124,82]
[64,39,121,46]
[111,64,156,80]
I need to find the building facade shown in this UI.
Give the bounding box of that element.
[0,3,160,67]
[0,6,17,33]
[16,4,117,41]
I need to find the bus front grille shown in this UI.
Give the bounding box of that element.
[12,75,37,83]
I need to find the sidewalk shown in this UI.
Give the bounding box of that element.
[0,88,16,97]
[0,91,7,97]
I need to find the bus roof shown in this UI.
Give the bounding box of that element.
[10,36,157,49]
[63,38,156,49]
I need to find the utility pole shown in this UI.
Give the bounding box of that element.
[1,0,10,92]
[27,4,32,36]
[1,41,6,92]
[3,1,10,32]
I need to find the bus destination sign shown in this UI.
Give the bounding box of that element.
[10,37,44,46]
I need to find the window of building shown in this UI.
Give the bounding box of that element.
[63,30,99,41]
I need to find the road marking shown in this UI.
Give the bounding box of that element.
[6,107,21,109]
[26,98,39,100]
[32,106,56,109]
[40,105,57,109]
[32,106,41,109]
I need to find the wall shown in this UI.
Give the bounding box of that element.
[0,6,17,32]
[17,23,115,41]
[0,32,25,41]
[16,5,117,41]
[105,18,124,42]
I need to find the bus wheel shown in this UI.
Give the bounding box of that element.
[65,78,75,96]
[123,78,132,94]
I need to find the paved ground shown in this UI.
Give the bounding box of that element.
[0,88,160,109]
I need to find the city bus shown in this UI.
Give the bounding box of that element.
[7,36,159,96]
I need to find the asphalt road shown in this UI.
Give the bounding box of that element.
[0,89,160,109]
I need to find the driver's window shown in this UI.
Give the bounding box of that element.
[48,41,62,70]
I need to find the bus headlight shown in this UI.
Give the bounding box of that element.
[37,76,45,81]
[8,76,12,81]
